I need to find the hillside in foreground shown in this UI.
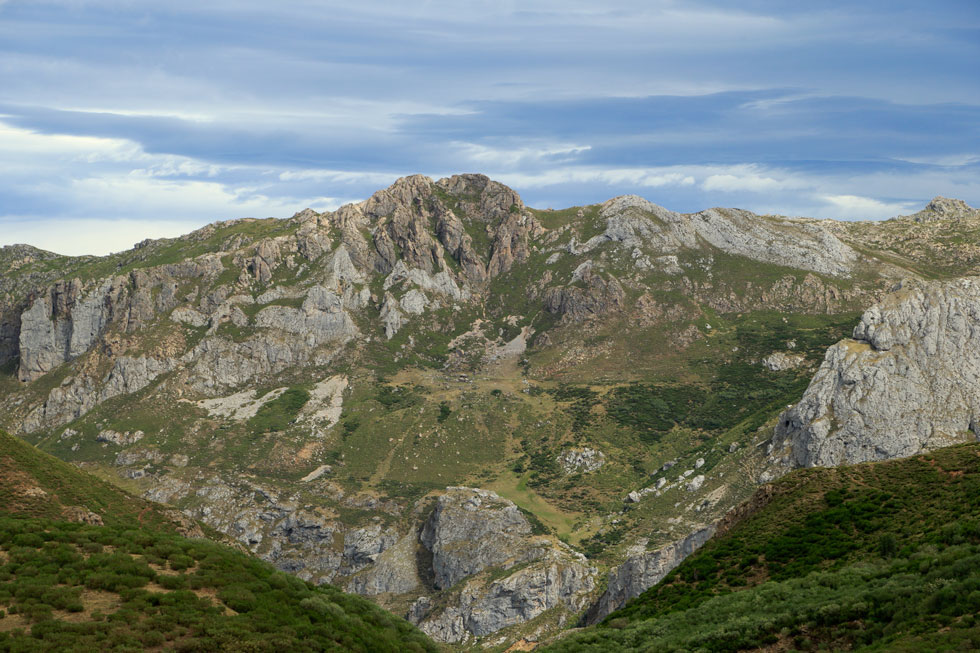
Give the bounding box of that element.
[0,429,437,652]
[543,443,980,652]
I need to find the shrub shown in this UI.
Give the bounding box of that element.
[437,401,452,423]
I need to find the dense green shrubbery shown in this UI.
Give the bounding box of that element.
[0,516,437,652]
[581,526,626,559]
[247,387,311,433]
[375,385,421,410]
[437,401,452,422]
[548,385,599,433]
[543,444,980,652]
[606,384,705,439]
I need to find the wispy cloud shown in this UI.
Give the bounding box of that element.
[819,194,916,219]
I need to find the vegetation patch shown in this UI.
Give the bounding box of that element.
[544,443,980,652]
[247,387,311,434]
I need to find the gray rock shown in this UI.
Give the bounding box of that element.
[346,532,421,596]
[420,487,545,589]
[587,525,716,623]
[406,596,433,625]
[762,351,806,371]
[101,356,173,400]
[690,208,857,278]
[18,278,114,381]
[578,195,859,278]
[379,292,403,339]
[775,278,980,468]
[400,289,428,315]
[170,306,208,327]
[255,286,357,345]
[115,448,165,466]
[419,607,468,644]
[419,548,595,642]
[558,448,606,474]
[904,196,980,222]
[97,429,145,446]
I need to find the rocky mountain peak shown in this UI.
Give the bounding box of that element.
[906,196,979,222]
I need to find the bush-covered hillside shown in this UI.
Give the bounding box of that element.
[543,443,980,652]
[0,430,437,652]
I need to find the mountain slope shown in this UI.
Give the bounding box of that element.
[1,175,977,646]
[543,443,980,652]
[0,429,437,652]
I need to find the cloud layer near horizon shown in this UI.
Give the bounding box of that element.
[1,0,978,255]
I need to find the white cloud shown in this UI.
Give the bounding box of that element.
[891,153,980,167]
[702,171,802,193]
[277,169,400,187]
[819,194,915,220]
[0,121,350,254]
[64,175,336,219]
[494,166,696,189]
[455,142,592,168]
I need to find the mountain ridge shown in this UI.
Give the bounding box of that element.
[2,174,978,647]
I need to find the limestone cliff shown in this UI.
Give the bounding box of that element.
[774,277,980,468]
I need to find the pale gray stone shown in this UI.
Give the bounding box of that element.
[775,277,980,468]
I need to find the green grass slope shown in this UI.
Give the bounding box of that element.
[0,429,182,532]
[543,443,980,652]
[0,430,437,652]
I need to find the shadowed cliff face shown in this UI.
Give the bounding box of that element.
[1,175,977,646]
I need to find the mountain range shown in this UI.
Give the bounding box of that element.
[2,174,980,650]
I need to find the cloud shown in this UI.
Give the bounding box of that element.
[453,142,592,167]
[492,167,696,190]
[702,170,804,193]
[819,194,915,220]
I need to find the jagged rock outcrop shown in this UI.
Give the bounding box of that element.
[346,532,421,596]
[179,477,402,584]
[904,196,980,222]
[762,351,806,371]
[420,487,547,589]
[411,487,597,642]
[544,267,626,322]
[586,525,716,624]
[775,277,980,468]
[558,448,606,474]
[579,195,860,278]
[417,549,595,642]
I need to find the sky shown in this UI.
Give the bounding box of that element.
[1,1,978,255]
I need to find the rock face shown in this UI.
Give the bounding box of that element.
[346,533,421,596]
[420,487,546,589]
[577,195,860,278]
[775,278,980,468]
[586,525,716,624]
[416,549,595,642]
[18,279,115,382]
[408,488,597,643]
